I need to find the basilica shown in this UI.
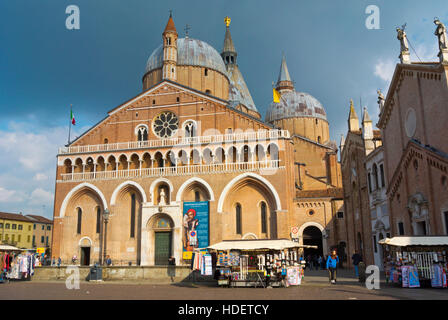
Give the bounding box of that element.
[52,14,346,266]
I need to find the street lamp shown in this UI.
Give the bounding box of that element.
[102,209,110,265]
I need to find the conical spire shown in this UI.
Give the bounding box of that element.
[275,54,294,92]
[163,12,177,34]
[348,99,360,132]
[349,99,358,119]
[278,54,292,83]
[222,24,236,53]
[221,16,237,65]
[362,107,372,123]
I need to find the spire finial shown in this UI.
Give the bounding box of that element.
[169,9,172,18]
[224,16,231,28]
[184,24,191,38]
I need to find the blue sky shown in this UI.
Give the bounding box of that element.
[0,0,446,218]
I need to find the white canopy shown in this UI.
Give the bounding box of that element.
[208,239,317,251]
[378,236,448,247]
[0,244,21,251]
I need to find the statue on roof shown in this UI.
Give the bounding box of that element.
[377,90,385,110]
[396,26,409,52]
[434,18,448,50]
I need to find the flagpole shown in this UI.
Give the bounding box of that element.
[68,104,72,145]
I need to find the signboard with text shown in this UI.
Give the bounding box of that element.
[182,201,209,260]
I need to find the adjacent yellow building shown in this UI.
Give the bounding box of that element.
[0,212,34,249]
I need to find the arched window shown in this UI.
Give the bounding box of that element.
[204,68,208,76]
[96,207,101,234]
[317,136,321,144]
[77,208,82,234]
[195,190,200,202]
[184,121,196,138]
[368,173,372,193]
[261,202,267,234]
[137,126,148,142]
[379,164,385,188]
[130,193,136,238]
[236,203,242,235]
[372,164,379,190]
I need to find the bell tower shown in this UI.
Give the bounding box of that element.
[162,12,178,81]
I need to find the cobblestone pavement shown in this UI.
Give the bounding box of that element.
[1,269,448,300]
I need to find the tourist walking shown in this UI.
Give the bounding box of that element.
[352,252,362,277]
[326,250,339,284]
[317,255,323,270]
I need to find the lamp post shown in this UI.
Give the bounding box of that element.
[102,209,110,265]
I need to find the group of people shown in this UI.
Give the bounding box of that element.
[299,250,363,285]
[303,254,326,270]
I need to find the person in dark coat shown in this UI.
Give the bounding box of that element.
[352,252,362,277]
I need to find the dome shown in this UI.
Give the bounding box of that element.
[145,38,228,76]
[266,91,327,123]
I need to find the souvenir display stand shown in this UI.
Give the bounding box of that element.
[379,236,448,288]
[0,245,34,283]
[208,239,315,288]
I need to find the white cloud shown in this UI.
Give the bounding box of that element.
[411,41,438,62]
[374,59,395,83]
[0,121,86,218]
[29,188,54,206]
[0,187,18,203]
[33,173,48,181]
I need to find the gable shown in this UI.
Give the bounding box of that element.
[69,80,272,148]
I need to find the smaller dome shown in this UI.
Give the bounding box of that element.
[266,91,327,123]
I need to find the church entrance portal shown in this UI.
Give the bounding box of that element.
[302,226,323,258]
[80,247,90,266]
[155,231,172,265]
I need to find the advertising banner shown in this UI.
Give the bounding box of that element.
[182,201,209,260]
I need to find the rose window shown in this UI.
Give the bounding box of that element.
[153,111,179,138]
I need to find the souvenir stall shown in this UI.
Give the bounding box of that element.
[0,245,23,283]
[379,236,448,288]
[207,239,316,288]
[190,248,214,277]
[0,246,36,282]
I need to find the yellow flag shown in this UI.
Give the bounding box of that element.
[273,88,281,103]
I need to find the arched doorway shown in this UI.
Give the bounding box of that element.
[150,214,174,266]
[79,237,92,266]
[302,226,323,258]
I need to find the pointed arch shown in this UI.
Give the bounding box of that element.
[59,182,108,218]
[217,173,282,213]
[110,181,147,205]
[175,177,215,202]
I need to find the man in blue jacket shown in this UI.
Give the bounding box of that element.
[326,250,339,284]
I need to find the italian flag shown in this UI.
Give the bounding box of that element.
[70,109,76,125]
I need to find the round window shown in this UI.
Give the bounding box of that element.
[153,111,179,138]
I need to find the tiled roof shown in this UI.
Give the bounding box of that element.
[0,212,33,223]
[25,215,53,224]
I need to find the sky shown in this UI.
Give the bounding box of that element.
[0,0,446,219]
